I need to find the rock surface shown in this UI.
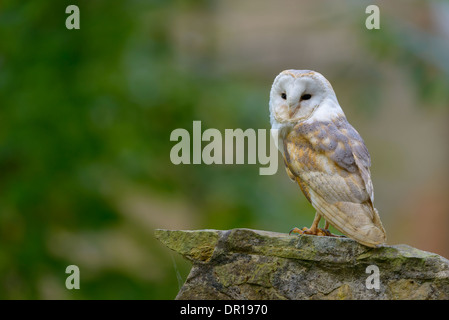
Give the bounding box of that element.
[155,228,449,300]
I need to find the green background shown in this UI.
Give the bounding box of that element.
[1,0,448,299]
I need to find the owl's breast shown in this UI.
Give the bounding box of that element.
[283,120,371,205]
[283,121,341,177]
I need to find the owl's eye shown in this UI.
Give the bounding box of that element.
[301,94,312,100]
[281,93,287,100]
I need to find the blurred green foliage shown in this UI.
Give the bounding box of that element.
[0,0,301,299]
[0,0,448,299]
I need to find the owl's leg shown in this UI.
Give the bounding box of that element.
[290,212,323,236]
[290,213,339,236]
[305,212,321,234]
[321,220,332,236]
[321,220,346,237]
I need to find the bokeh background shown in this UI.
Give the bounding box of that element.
[1,0,448,299]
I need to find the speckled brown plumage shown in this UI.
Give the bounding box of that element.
[270,69,386,247]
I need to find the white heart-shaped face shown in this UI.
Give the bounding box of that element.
[269,70,344,131]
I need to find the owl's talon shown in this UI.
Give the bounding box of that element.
[289,226,339,237]
[289,227,304,235]
[289,226,317,235]
[301,227,315,235]
[320,229,346,237]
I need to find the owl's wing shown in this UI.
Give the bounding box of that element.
[283,158,297,182]
[343,123,375,204]
[283,119,386,247]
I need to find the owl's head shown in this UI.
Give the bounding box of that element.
[269,70,345,131]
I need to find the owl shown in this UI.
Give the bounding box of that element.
[270,69,386,247]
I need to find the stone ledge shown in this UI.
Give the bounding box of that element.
[155,228,449,300]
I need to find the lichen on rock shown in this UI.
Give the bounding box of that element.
[155,228,449,300]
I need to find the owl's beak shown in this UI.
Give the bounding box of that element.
[288,103,300,118]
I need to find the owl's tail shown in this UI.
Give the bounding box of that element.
[311,192,387,247]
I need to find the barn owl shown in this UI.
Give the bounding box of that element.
[270,69,386,247]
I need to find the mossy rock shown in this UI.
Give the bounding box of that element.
[155,228,449,300]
